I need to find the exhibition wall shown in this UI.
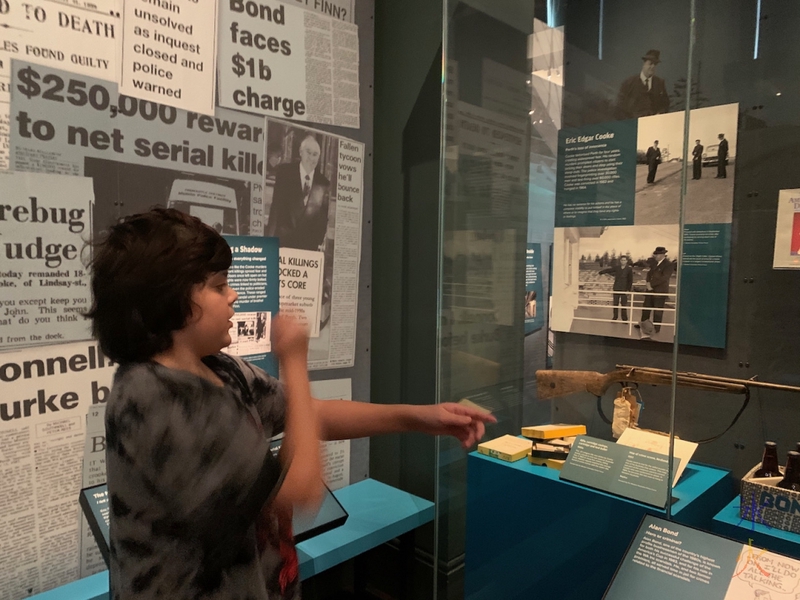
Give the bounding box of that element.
[0,0,375,597]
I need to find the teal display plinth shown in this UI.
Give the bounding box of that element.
[712,496,800,560]
[296,478,434,579]
[29,479,434,600]
[464,452,732,600]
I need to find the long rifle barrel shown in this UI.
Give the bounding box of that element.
[535,368,747,400]
[616,365,800,394]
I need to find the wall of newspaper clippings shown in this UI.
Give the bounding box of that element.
[0,0,374,597]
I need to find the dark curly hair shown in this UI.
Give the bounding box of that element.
[85,207,232,364]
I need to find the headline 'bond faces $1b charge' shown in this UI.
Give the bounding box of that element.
[226,0,307,117]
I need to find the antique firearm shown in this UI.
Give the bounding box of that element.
[536,365,800,401]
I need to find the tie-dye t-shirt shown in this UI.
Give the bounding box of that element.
[105,354,300,600]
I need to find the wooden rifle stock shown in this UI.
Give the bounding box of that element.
[536,368,748,400]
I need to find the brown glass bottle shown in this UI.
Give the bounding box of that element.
[777,451,800,491]
[754,442,780,478]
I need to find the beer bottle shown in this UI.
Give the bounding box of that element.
[777,451,800,491]
[753,442,780,478]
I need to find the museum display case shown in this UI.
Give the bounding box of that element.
[433,1,800,598]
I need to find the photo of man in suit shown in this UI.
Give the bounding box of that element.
[635,246,674,337]
[599,255,633,321]
[692,139,703,180]
[266,134,331,251]
[646,141,662,184]
[716,133,728,179]
[616,49,670,120]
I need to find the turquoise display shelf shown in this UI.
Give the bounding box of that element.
[712,495,800,560]
[28,478,434,600]
[464,451,732,600]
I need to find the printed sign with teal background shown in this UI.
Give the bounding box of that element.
[224,235,280,376]
[677,224,731,349]
[604,515,745,600]
[556,119,638,227]
[560,436,672,507]
[525,243,545,334]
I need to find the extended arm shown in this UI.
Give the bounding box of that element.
[316,399,497,450]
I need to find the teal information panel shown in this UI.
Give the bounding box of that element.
[79,484,110,565]
[559,436,670,507]
[223,235,280,376]
[524,243,545,334]
[605,515,800,599]
[677,223,732,349]
[556,119,638,227]
[551,104,739,349]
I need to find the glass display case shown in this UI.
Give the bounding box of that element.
[434,1,800,598]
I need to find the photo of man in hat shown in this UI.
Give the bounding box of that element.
[692,139,704,180]
[599,255,633,321]
[635,246,674,338]
[716,133,729,179]
[616,49,670,120]
[646,140,662,184]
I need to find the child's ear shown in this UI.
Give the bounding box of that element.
[186,302,203,325]
[185,290,203,325]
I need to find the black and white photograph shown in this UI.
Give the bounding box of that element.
[634,103,737,225]
[85,158,255,241]
[551,224,679,343]
[264,123,339,253]
[264,121,341,357]
[225,311,271,357]
[615,49,671,121]
[564,41,689,127]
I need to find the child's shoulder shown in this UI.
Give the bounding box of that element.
[109,361,210,409]
[213,354,277,386]
[111,361,160,390]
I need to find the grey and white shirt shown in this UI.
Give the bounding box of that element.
[105,354,299,600]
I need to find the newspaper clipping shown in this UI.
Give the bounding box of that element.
[264,118,363,370]
[0,0,122,169]
[0,342,117,598]
[78,404,107,579]
[280,247,324,338]
[0,171,94,350]
[9,60,266,237]
[278,0,354,23]
[120,0,217,115]
[217,0,359,128]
